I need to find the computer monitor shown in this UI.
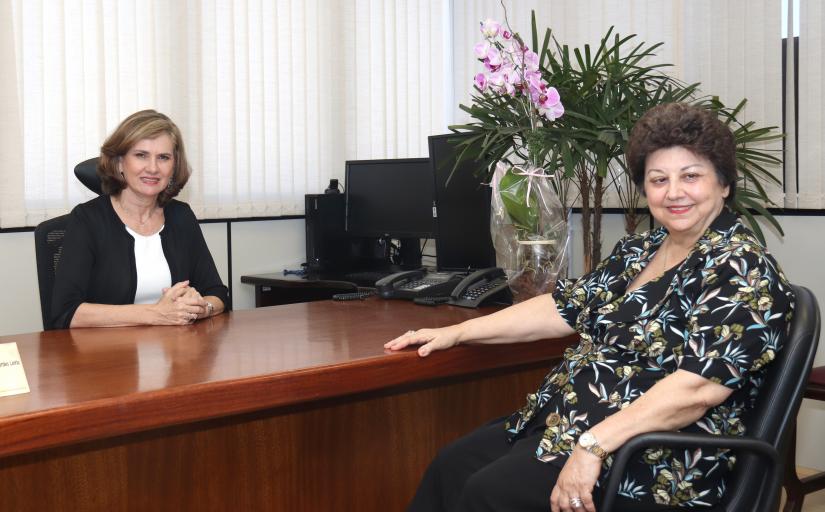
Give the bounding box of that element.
[428,133,497,271]
[344,158,435,239]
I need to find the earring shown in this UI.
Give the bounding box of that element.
[167,177,175,191]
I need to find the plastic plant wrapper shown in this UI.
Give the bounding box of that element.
[490,162,569,302]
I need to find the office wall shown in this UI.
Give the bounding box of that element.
[1,213,825,471]
[229,219,305,310]
[0,231,40,335]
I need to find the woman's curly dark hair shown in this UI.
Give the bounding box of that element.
[626,102,737,203]
[97,110,191,207]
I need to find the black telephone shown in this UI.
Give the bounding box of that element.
[375,270,466,300]
[448,267,512,308]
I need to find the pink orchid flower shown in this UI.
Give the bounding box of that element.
[541,102,565,121]
[486,47,503,66]
[480,18,501,38]
[474,41,490,59]
[474,73,488,91]
[524,50,540,71]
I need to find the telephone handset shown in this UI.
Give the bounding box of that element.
[376,270,466,300]
[448,267,512,308]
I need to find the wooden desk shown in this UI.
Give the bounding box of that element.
[240,273,359,307]
[0,299,573,511]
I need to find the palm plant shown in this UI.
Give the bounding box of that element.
[451,14,783,273]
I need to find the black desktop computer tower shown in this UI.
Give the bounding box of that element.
[305,194,351,275]
[305,193,383,276]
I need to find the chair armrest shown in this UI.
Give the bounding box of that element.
[600,431,779,511]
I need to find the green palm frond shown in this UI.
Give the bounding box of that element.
[450,13,784,266]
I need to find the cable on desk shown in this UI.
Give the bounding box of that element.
[332,290,377,301]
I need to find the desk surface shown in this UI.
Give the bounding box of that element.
[0,299,573,459]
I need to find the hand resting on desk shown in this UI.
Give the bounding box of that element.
[385,324,463,357]
[384,294,574,357]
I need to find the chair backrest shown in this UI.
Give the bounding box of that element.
[34,158,100,330]
[34,214,70,330]
[721,284,820,510]
[74,157,102,195]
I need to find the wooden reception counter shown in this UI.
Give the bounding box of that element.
[0,299,573,511]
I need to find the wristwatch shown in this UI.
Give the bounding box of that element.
[578,431,609,460]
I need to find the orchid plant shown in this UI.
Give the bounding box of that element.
[471,18,566,238]
[465,18,570,301]
[473,19,564,125]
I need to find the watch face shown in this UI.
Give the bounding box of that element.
[579,432,596,448]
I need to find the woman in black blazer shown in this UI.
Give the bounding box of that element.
[51,110,228,329]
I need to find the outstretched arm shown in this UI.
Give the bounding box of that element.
[384,293,576,357]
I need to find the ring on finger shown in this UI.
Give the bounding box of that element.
[406,330,415,335]
[570,496,583,508]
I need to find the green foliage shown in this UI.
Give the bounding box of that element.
[449,13,784,269]
[498,169,539,233]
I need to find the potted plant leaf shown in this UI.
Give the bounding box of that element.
[452,12,783,274]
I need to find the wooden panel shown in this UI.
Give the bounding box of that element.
[0,364,549,512]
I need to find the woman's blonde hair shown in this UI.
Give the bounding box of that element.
[98,110,191,207]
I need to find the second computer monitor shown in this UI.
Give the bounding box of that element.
[345,158,435,239]
[428,133,496,271]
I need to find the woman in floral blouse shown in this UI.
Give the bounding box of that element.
[386,102,795,512]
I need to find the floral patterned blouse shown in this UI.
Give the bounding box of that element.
[504,208,795,507]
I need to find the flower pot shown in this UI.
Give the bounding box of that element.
[509,239,558,302]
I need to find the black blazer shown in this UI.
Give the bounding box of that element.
[50,195,229,329]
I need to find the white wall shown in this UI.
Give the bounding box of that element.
[1,212,824,469]
[756,215,825,471]
[229,219,305,310]
[0,231,40,335]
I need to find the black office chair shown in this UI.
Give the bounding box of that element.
[74,157,102,195]
[601,284,821,512]
[34,214,71,330]
[34,157,102,330]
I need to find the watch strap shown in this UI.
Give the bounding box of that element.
[579,432,609,460]
[585,442,608,460]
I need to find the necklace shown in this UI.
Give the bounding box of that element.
[116,196,157,226]
[660,239,669,274]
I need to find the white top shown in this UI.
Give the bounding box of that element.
[125,225,172,304]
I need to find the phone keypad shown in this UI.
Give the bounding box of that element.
[461,280,500,300]
[401,278,442,291]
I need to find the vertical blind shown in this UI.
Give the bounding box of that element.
[0,1,820,228]
[796,0,824,209]
[0,0,451,227]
